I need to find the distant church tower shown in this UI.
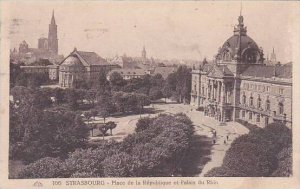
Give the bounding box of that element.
[270,47,276,63]
[48,10,58,54]
[142,46,147,60]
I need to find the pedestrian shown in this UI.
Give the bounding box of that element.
[226,135,229,141]
[224,140,226,144]
[213,139,216,144]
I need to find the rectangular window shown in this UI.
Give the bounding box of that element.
[256,114,260,122]
[242,111,245,118]
[279,88,284,95]
[249,112,252,120]
[267,86,270,92]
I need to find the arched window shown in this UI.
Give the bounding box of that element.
[266,100,270,111]
[249,96,253,106]
[279,103,284,114]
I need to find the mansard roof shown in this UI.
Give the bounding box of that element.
[241,64,292,79]
[207,65,234,78]
[76,51,109,66]
[59,48,115,67]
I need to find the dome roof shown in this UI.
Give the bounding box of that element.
[216,15,264,64]
[220,35,259,58]
[61,55,83,67]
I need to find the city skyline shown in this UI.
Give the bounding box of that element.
[8,1,295,62]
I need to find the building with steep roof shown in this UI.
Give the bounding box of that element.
[191,15,292,128]
[58,48,119,88]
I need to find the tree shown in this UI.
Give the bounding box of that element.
[64,141,120,177]
[151,73,164,87]
[106,121,117,136]
[272,146,292,177]
[52,88,65,105]
[135,117,153,132]
[85,89,97,106]
[174,66,191,103]
[91,109,98,120]
[162,85,173,102]
[65,89,79,110]
[84,111,92,124]
[136,93,151,116]
[94,68,110,93]
[83,111,93,136]
[103,152,140,177]
[99,125,109,140]
[96,92,114,121]
[204,122,292,177]
[165,72,177,92]
[109,71,126,91]
[10,62,22,88]
[149,87,163,101]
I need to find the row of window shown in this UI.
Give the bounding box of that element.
[241,95,284,114]
[242,111,261,122]
[243,83,284,95]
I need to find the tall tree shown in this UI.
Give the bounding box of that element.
[109,71,126,91]
[106,121,117,136]
[175,66,191,103]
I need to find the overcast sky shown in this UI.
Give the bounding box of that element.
[6,1,297,62]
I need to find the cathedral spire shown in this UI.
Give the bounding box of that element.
[48,10,58,54]
[142,45,147,60]
[51,10,56,25]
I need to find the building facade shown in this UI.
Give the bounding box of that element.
[190,15,292,128]
[58,48,118,88]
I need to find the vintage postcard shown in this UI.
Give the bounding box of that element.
[0,1,300,189]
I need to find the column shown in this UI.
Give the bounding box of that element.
[218,81,221,103]
[221,82,225,104]
[216,81,219,102]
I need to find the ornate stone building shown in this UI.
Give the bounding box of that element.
[58,48,118,88]
[190,15,292,128]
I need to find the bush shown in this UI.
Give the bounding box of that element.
[205,122,292,177]
[18,157,66,178]
[17,114,194,178]
[135,117,154,132]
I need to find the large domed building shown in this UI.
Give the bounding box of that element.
[58,48,119,88]
[190,15,292,128]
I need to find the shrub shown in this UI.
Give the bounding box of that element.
[204,122,292,177]
[18,157,66,178]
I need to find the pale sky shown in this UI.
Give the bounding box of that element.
[6,1,297,62]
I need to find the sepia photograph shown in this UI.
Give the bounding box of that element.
[1,1,300,188]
